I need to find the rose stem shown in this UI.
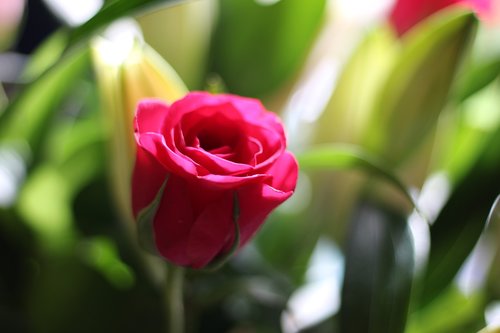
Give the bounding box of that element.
[165,264,185,333]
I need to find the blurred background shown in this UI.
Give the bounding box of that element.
[0,0,499,332]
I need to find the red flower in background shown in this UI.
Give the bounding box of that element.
[132,92,298,268]
[389,0,492,36]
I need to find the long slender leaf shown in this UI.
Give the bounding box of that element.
[0,48,90,151]
[0,0,186,135]
[257,143,415,286]
[406,286,485,333]
[0,84,6,110]
[454,58,500,102]
[67,0,185,47]
[210,0,326,97]
[340,198,414,333]
[420,127,500,306]
[485,195,500,228]
[298,144,419,213]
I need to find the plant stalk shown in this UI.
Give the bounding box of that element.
[165,264,185,333]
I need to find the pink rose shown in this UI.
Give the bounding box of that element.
[389,0,492,36]
[131,92,298,268]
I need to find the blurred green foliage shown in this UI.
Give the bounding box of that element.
[0,0,499,333]
[210,0,327,97]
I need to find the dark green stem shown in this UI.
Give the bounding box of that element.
[165,264,185,333]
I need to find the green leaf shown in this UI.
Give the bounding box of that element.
[52,114,107,194]
[433,78,500,183]
[67,0,185,47]
[0,84,6,110]
[210,0,327,97]
[0,47,91,151]
[79,236,135,290]
[363,10,478,163]
[406,287,485,333]
[340,198,414,333]
[17,165,76,251]
[15,111,106,252]
[485,195,500,228]
[136,175,169,256]
[454,58,500,102]
[256,209,317,285]
[0,0,186,149]
[420,127,500,306]
[298,144,420,214]
[21,30,68,80]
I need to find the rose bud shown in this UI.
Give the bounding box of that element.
[389,0,492,36]
[132,92,298,269]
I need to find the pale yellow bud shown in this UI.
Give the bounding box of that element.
[91,24,188,222]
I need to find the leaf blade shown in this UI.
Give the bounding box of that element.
[67,0,185,47]
[298,144,419,213]
[420,127,500,306]
[340,198,414,333]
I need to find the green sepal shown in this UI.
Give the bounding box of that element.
[136,175,169,256]
[202,191,241,272]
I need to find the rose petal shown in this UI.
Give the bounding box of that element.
[209,145,237,160]
[180,110,283,170]
[389,0,492,36]
[162,92,236,132]
[179,103,244,138]
[197,173,269,190]
[138,132,201,177]
[267,151,299,193]
[131,145,169,218]
[237,185,293,248]
[236,152,298,246]
[153,175,196,266]
[135,99,169,134]
[184,146,254,175]
[186,191,234,268]
[217,94,286,139]
[162,93,286,174]
[244,137,263,167]
[248,126,285,169]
